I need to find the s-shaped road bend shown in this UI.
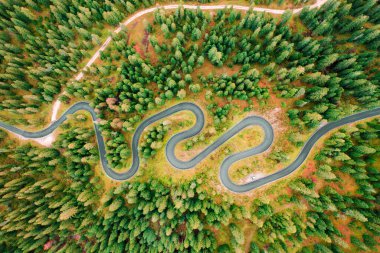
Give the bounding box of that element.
[0,102,379,193]
[50,0,329,123]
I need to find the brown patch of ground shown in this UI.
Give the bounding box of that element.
[331,216,354,244]
[133,44,144,57]
[302,160,318,182]
[125,13,158,62]
[231,99,249,109]
[193,60,242,79]
[325,172,359,196]
[142,29,150,53]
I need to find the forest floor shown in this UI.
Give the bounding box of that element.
[4,0,331,196]
[3,0,328,147]
[41,0,328,127]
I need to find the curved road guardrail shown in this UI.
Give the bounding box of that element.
[0,102,379,192]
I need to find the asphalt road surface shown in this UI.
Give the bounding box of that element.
[1,102,379,192]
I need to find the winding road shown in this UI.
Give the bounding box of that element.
[3,0,375,192]
[38,1,327,146]
[1,102,379,192]
[49,0,328,124]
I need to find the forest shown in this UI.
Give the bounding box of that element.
[0,117,378,252]
[66,0,379,167]
[0,0,379,252]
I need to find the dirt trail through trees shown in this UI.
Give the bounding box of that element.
[9,1,328,147]
[46,1,328,138]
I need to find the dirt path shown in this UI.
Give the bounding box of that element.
[32,1,329,146]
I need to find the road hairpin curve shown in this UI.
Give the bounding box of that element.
[0,102,379,192]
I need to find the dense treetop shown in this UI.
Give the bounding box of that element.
[0,0,379,252]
